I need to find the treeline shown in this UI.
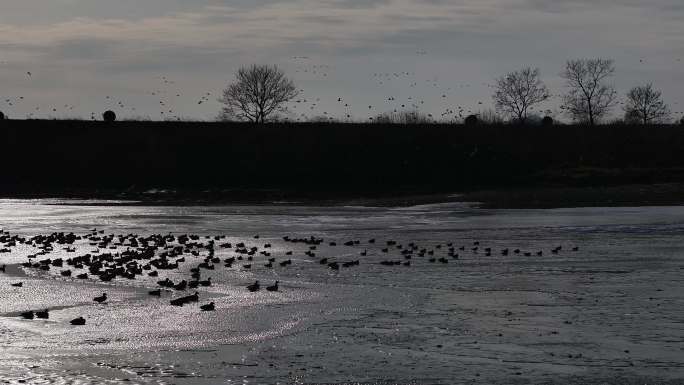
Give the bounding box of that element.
[219,60,683,126]
[2,120,684,198]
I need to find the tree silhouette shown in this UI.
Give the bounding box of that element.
[218,64,299,123]
[0,111,4,120]
[493,67,550,125]
[561,58,618,125]
[623,83,671,124]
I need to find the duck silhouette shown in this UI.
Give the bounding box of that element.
[11,282,23,287]
[93,293,107,303]
[173,280,187,291]
[70,317,86,325]
[35,309,49,319]
[187,291,199,302]
[170,297,185,306]
[266,281,279,292]
[200,302,215,311]
[247,280,260,292]
[169,291,199,307]
[20,310,34,319]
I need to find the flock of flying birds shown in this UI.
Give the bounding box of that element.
[1,55,683,122]
[1,227,580,326]
[2,71,215,121]
[287,59,540,122]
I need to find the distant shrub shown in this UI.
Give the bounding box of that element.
[308,115,338,123]
[604,118,625,125]
[373,109,432,124]
[464,115,478,126]
[477,109,504,125]
[541,116,554,127]
[509,114,545,126]
[680,117,684,126]
[0,111,4,120]
[623,109,643,125]
[103,110,116,122]
[122,115,153,122]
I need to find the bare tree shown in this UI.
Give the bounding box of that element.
[561,58,618,125]
[623,83,671,124]
[493,67,550,124]
[218,64,299,123]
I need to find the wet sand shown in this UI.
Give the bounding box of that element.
[1,201,684,384]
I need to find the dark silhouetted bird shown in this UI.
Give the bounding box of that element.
[35,309,49,319]
[20,311,34,319]
[266,281,279,292]
[93,293,107,303]
[247,281,260,292]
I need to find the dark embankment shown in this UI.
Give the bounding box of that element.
[1,120,684,204]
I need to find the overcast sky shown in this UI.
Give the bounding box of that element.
[0,0,682,122]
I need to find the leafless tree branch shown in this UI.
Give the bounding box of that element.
[561,58,617,125]
[493,67,550,124]
[218,64,299,123]
[624,83,671,124]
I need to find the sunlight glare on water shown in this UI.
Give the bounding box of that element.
[1,199,684,384]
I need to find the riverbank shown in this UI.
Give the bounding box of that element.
[457,182,684,209]
[2,182,684,209]
[2,121,684,199]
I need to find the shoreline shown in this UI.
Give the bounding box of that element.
[2,182,684,209]
[458,182,684,209]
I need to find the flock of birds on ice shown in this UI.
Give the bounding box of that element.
[1,227,579,326]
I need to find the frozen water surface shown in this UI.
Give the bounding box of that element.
[1,199,684,384]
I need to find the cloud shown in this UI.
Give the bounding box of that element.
[1,0,682,60]
[0,0,682,120]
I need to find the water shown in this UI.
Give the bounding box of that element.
[1,199,684,384]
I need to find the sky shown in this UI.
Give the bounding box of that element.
[0,0,683,122]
